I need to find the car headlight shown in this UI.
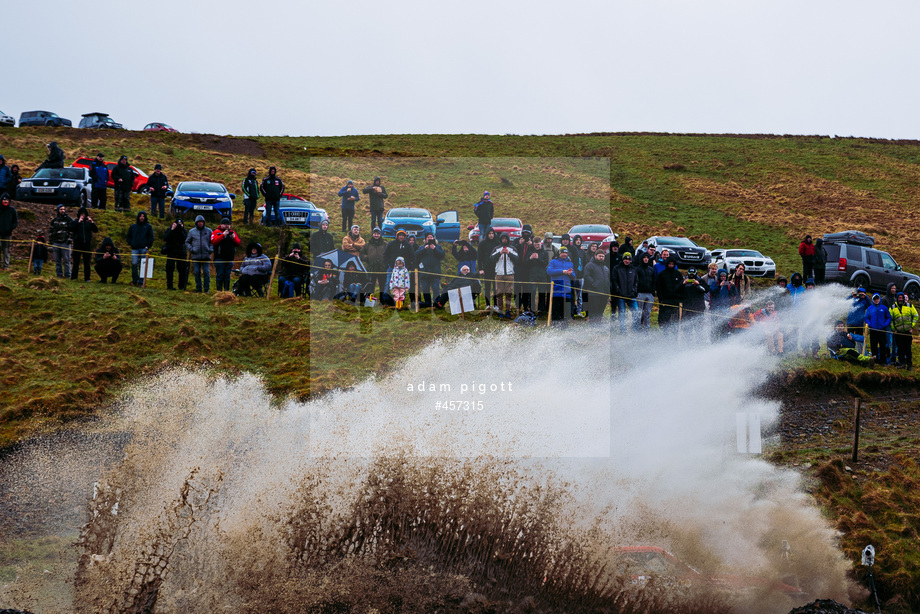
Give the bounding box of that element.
[383,220,394,226]
[60,182,77,188]
[19,181,32,188]
[216,196,231,202]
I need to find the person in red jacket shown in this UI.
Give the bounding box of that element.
[798,235,816,281]
[210,218,241,291]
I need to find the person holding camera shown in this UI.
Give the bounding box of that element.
[260,167,285,226]
[414,232,445,308]
[362,176,388,230]
[163,217,189,290]
[71,207,98,281]
[126,211,154,286]
[490,232,519,318]
[144,163,170,219]
[211,217,241,292]
[94,237,123,284]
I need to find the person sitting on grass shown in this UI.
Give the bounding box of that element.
[389,256,410,309]
[237,242,272,297]
[313,259,338,301]
[93,237,123,284]
[827,320,872,365]
[434,265,482,310]
[340,261,368,303]
[278,242,310,298]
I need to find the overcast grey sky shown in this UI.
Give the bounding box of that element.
[7,0,919,139]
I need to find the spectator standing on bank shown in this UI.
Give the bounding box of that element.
[260,167,285,227]
[0,156,10,193]
[5,164,21,197]
[241,168,259,225]
[477,226,499,310]
[126,211,154,286]
[538,231,559,313]
[32,231,49,275]
[474,191,494,237]
[144,164,170,219]
[112,156,136,213]
[584,248,611,322]
[813,238,827,285]
[163,217,188,290]
[865,293,892,365]
[337,180,360,233]
[0,193,18,270]
[362,176,388,230]
[70,207,98,281]
[799,235,816,281]
[211,217,241,292]
[49,204,74,278]
[415,232,446,308]
[611,253,639,332]
[89,153,109,210]
[889,293,918,370]
[634,251,657,330]
[185,215,213,293]
[546,247,575,325]
[361,227,388,296]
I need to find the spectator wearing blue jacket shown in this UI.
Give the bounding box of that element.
[847,287,871,336]
[865,293,891,364]
[708,269,735,312]
[546,248,575,324]
[89,153,109,210]
[337,180,360,233]
[0,155,11,195]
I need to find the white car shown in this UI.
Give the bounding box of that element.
[711,248,776,278]
[0,110,14,127]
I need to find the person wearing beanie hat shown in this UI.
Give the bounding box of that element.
[389,256,411,309]
[185,214,213,292]
[126,211,155,286]
[144,162,170,219]
[210,217,241,291]
[546,244,575,325]
[163,216,188,290]
[71,206,98,281]
[260,166,285,226]
[88,153,109,210]
[310,218,336,261]
[32,230,49,275]
[48,204,74,278]
[474,190,494,236]
[362,176,388,231]
[360,226,388,296]
[342,224,365,258]
[0,193,18,270]
[865,292,892,364]
[890,292,918,369]
[242,168,260,225]
[337,179,360,233]
[489,231,518,317]
[634,251,657,330]
[384,228,414,291]
[112,155,137,213]
[476,226,500,310]
[611,252,638,332]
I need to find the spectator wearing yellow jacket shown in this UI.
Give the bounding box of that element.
[889,292,918,370]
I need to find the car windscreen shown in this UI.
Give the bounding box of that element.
[388,209,430,219]
[656,237,696,247]
[179,182,226,193]
[571,225,610,233]
[491,218,522,227]
[726,250,763,258]
[34,168,83,180]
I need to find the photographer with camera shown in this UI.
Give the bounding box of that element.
[414,231,445,308]
[210,217,241,292]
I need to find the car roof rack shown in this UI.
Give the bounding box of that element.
[822,230,875,247]
[81,112,111,117]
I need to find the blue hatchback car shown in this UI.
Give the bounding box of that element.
[381,208,460,241]
[170,181,235,219]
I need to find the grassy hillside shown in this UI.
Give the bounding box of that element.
[2,127,920,611]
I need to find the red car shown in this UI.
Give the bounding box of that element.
[468,217,524,243]
[569,224,616,248]
[143,122,178,133]
[615,546,805,597]
[71,157,150,193]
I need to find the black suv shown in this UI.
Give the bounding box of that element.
[78,112,124,130]
[19,110,72,127]
[821,230,920,300]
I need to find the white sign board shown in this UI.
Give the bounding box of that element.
[448,286,475,315]
[139,257,155,279]
[736,412,762,454]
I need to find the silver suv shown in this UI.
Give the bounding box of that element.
[821,231,920,300]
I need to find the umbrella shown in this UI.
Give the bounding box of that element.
[315,249,367,272]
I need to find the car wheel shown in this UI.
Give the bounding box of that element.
[906,284,920,301]
[45,120,54,127]
[852,274,870,290]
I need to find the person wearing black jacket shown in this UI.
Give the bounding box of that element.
[70,207,98,281]
[111,156,136,213]
[611,253,639,332]
[89,153,109,210]
[48,204,74,278]
[37,141,65,171]
[655,256,684,331]
[163,217,188,290]
[126,211,154,286]
[309,219,336,263]
[144,164,170,219]
[362,176,388,230]
[94,237,123,283]
[680,267,709,322]
[813,238,828,285]
[584,249,611,322]
[383,229,414,285]
[634,251,657,331]
[242,168,259,224]
[474,191,494,236]
[260,166,285,226]
[0,193,18,270]
[476,226,499,310]
[514,229,539,311]
[279,242,310,297]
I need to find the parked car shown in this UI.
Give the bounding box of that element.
[259,194,328,227]
[711,248,776,277]
[468,217,523,243]
[19,110,72,127]
[16,167,91,206]
[78,112,124,130]
[71,157,149,193]
[614,546,805,597]
[643,236,711,268]
[821,231,920,299]
[382,207,460,241]
[170,181,235,219]
[599,234,620,252]
[568,224,616,247]
[143,122,178,133]
[0,110,14,127]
